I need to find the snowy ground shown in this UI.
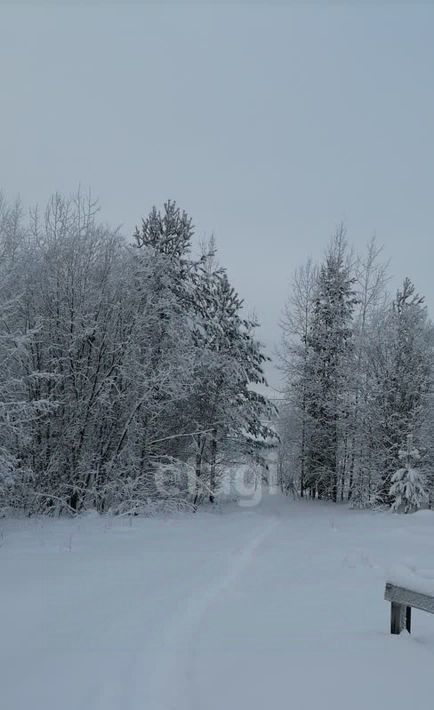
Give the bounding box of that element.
[1,494,434,710]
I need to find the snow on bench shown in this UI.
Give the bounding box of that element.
[384,581,434,634]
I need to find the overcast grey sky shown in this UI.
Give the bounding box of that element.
[2,2,434,389]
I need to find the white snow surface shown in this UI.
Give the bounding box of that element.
[1,494,434,710]
[387,564,434,597]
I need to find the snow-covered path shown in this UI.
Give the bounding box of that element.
[1,495,434,709]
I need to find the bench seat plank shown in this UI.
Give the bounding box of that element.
[385,582,434,615]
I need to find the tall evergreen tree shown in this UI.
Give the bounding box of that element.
[304,231,357,501]
[374,278,432,502]
[190,247,277,503]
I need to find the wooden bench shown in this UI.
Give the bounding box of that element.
[384,582,434,634]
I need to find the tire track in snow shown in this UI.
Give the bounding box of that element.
[134,516,280,710]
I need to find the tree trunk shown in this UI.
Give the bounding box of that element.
[209,428,218,504]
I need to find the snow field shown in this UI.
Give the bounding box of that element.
[1,495,434,709]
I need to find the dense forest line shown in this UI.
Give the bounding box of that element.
[0,192,275,515]
[1,191,432,516]
[277,229,434,512]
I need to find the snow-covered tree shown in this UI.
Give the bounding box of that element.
[277,260,318,497]
[347,238,390,506]
[188,243,277,503]
[278,231,434,508]
[390,437,428,513]
[372,278,433,503]
[304,228,357,501]
[0,195,35,508]
[0,193,276,514]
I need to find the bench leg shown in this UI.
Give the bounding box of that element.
[406,606,411,634]
[391,602,405,634]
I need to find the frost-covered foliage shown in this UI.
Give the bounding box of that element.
[390,440,428,513]
[0,192,275,514]
[278,229,434,507]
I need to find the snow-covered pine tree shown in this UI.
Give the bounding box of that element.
[304,229,357,501]
[390,435,428,513]
[132,205,277,507]
[117,200,207,507]
[189,245,277,503]
[374,278,432,503]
